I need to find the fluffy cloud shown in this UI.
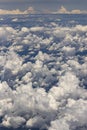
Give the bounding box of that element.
[0,15,87,130]
[0,7,36,14]
[71,9,82,14]
[0,6,87,14]
[24,7,36,14]
[54,6,87,14]
[56,6,69,14]
[0,9,24,15]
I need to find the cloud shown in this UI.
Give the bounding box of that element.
[24,7,36,14]
[53,6,87,14]
[71,9,82,14]
[0,7,36,14]
[0,9,24,15]
[2,116,26,128]
[57,6,69,14]
[0,19,87,130]
[0,6,87,14]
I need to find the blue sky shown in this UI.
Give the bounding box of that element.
[0,0,87,11]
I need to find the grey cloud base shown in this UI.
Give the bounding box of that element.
[0,15,87,130]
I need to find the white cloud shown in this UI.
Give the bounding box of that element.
[30,26,44,32]
[62,46,75,56]
[2,116,26,128]
[71,9,82,14]
[12,18,18,22]
[0,6,87,14]
[24,7,36,14]
[53,6,87,14]
[0,22,87,130]
[0,7,36,14]
[26,116,46,128]
[0,9,24,15]
[48,119,69,130]
[57,6,69,14]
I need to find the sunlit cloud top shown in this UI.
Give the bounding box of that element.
[0,6,87,14]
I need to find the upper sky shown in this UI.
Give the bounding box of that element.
[0,0,87,12]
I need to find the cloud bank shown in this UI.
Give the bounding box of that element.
[0,6,87,14]
[54,6,87,14]
[0,7,36,14]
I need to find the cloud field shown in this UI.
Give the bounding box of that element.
[0,15,87,130]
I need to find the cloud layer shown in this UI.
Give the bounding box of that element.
[0,15,87,130]
[0,7,36,14]
[54,6,87,14]
[0,6,87,14]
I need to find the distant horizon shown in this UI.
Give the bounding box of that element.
[1,13,87,15]
[0,0,87,11]
[0,6,87,15]
[0,0,87,14]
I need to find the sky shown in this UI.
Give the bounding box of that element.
[0,0,87,12]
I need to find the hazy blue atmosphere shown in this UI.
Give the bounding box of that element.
[0,0,87,12]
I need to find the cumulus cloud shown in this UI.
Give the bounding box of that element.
[54,6,87,14]
[0,9,24,15]
[0,15,87,130]
[56,6,69,14]
[24,7,36,14]
[0,6,87,14]
[2,116,26,128]
[0,7,36,14]
[71,9,82,14]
